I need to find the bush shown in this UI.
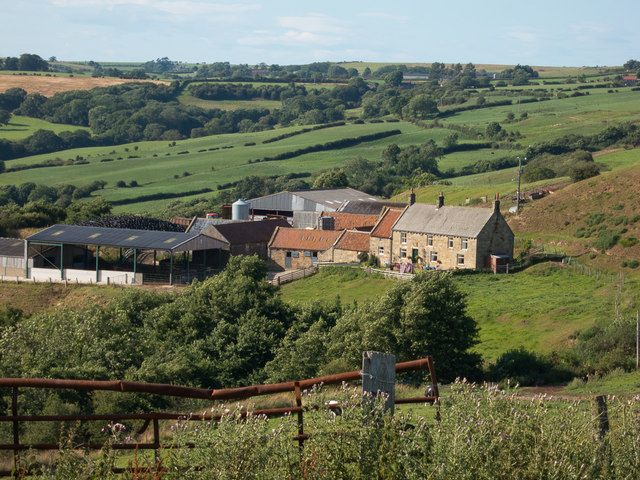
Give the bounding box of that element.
[592,229,620,252]
[487,347,572,386]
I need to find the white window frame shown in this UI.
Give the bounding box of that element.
[430,251,438,262]
[400,232,407,244]
[378,246,384,256]
[400,247,407,258]
[427,234,433,247]
[461,238,468,250]
[457,254,465,265]
[448,237,454,248]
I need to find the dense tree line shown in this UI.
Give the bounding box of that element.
[0,53,49,72]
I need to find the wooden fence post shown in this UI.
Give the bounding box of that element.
[591,395,611,474]
[362,351,395,415]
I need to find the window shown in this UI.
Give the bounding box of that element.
[400,248,407,258]
[427,235,433,246]
[378,246,384,256]
[430,251,438,262]
[304,251,311,257]
[400,232,407,244]
[448,237,454,248]
[292,251,299,258]
[461,238,468,250]
[457,254,465,265]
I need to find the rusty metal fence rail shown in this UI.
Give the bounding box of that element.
[0,357,438,477]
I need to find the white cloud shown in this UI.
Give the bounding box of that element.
[505,27,539,44]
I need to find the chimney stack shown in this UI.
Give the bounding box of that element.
[493,192,500,213]
[408,188,416,206]
[436,192,444,209]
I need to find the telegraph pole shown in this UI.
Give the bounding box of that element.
[516,156,522,213]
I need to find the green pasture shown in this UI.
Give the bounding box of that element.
[0,115,89,140]
[177,92,282,111]
[442,88,640,144]
[0,121,455,213]
[279,262,618,365]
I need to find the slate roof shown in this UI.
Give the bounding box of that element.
[370,208,405,239]
[339,200,407,215]
[269,228,341,251]
[392,203,495,238]
[0,238,25,257]
[320,212,379,230]
[27,225,227,252]
[203,218,291,245]
[334,230,370,252]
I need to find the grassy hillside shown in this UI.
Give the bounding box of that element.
[278,263,631,364]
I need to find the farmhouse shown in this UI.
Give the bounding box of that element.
[391,193,513,271]
[369,207,405,266]
[267,227,341,271]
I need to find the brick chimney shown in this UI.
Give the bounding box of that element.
[408,188,416,206]
[493,192,500,213]
[436,191,444,209]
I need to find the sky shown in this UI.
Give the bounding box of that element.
[2,0,639,67]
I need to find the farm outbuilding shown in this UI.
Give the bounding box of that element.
[248,188,381,227]
[26,225,227,285]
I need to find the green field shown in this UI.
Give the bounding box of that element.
[0,115,89,140]
[279,263,628,364]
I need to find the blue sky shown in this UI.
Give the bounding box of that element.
[3,0,638,67]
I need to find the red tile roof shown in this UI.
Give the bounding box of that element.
[370,208,404,238]
[269,228,342,251]
[334,230,370,252]
[320,212,379,230]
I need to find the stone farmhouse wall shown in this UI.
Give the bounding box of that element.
[391,231,478,269]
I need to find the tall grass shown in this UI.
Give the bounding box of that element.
[24,381,640,479]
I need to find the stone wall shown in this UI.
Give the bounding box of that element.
[369,237,393,266]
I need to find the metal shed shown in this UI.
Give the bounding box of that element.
[26,225,228,285]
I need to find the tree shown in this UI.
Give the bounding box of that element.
[443,132,459,150]
[327,273,481,382]
[65,197,112,223]
[485,121,504,140]
[312,170,349,189]
[384,70,404,87]
[18,53,49,72]
[402,94,439,119]
[0,109,10,126]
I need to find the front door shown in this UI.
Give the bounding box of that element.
[285,251,292,268]
[412,248,419,263]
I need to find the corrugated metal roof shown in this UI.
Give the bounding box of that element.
[393,203,495,238]
[0,238,25,257]
[249,188,377,213]
[339,200,407,215]
[27,225,227,252]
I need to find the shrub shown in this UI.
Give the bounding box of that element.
[115,180,126,188]
[620,236,638,247]
[592,229,620,252]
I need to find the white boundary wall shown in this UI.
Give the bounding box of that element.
[28,268,142,285]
